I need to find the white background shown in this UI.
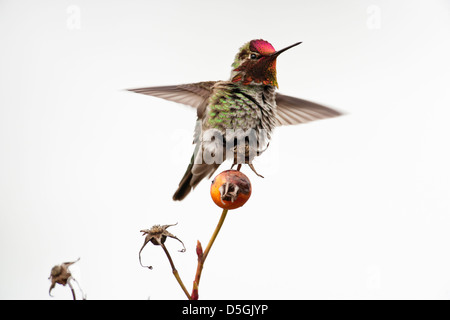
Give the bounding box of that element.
[1,0,450,299]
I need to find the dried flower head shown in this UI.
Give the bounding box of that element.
[48,258,80,297]
[139,223,185,269]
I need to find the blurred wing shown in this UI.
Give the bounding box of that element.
[275,93,343,126]
[127,81,216,118]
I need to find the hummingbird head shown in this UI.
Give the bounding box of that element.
[230,39,301,88]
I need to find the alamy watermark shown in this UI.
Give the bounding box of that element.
[169,121,280,174]
[367,5,381,30]
[66,5,81,30]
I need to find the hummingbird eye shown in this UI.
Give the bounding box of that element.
[250,53,258,60]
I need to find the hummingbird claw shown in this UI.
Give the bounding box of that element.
[257,142,270,156]
[248,163,264,178]
[219,181,240,202]
[230,163,242,171]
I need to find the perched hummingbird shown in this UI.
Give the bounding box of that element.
[128,39,342,201]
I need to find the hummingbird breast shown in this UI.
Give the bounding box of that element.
[200,82,277,163]
[204,82,277,135]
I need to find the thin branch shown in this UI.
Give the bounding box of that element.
[160,242,191,300]
[191,208,229,299]
[202,208,229,262]
[70,277,86,300]
[67,279,76,300]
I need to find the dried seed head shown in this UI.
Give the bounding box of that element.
[50,265,63,278]
[139,223,185,269]
[48,258,80,297]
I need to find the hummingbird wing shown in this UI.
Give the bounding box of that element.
[275,93,343,126]
[128,82,221,200]
[127,81,216,118]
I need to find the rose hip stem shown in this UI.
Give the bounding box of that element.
[192,208,229,299]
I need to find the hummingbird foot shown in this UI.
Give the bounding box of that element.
[219,181,240,202]
[230,163,242,171]
[256,142,270,156]
[248,163,264,178]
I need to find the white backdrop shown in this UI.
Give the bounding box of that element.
[1,0,450,299]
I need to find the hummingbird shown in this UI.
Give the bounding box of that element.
[128,39,342,201]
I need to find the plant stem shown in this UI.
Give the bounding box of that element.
[68,279,76,300]
[160,242,191,300]
[202,208,228,262]
[192,208,229,299]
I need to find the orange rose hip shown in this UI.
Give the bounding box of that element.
[210,170,252,210]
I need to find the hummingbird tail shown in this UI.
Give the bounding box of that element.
[173,155,220,201]
[173,162,194,201]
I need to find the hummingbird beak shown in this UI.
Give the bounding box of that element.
[270,42,302,59]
